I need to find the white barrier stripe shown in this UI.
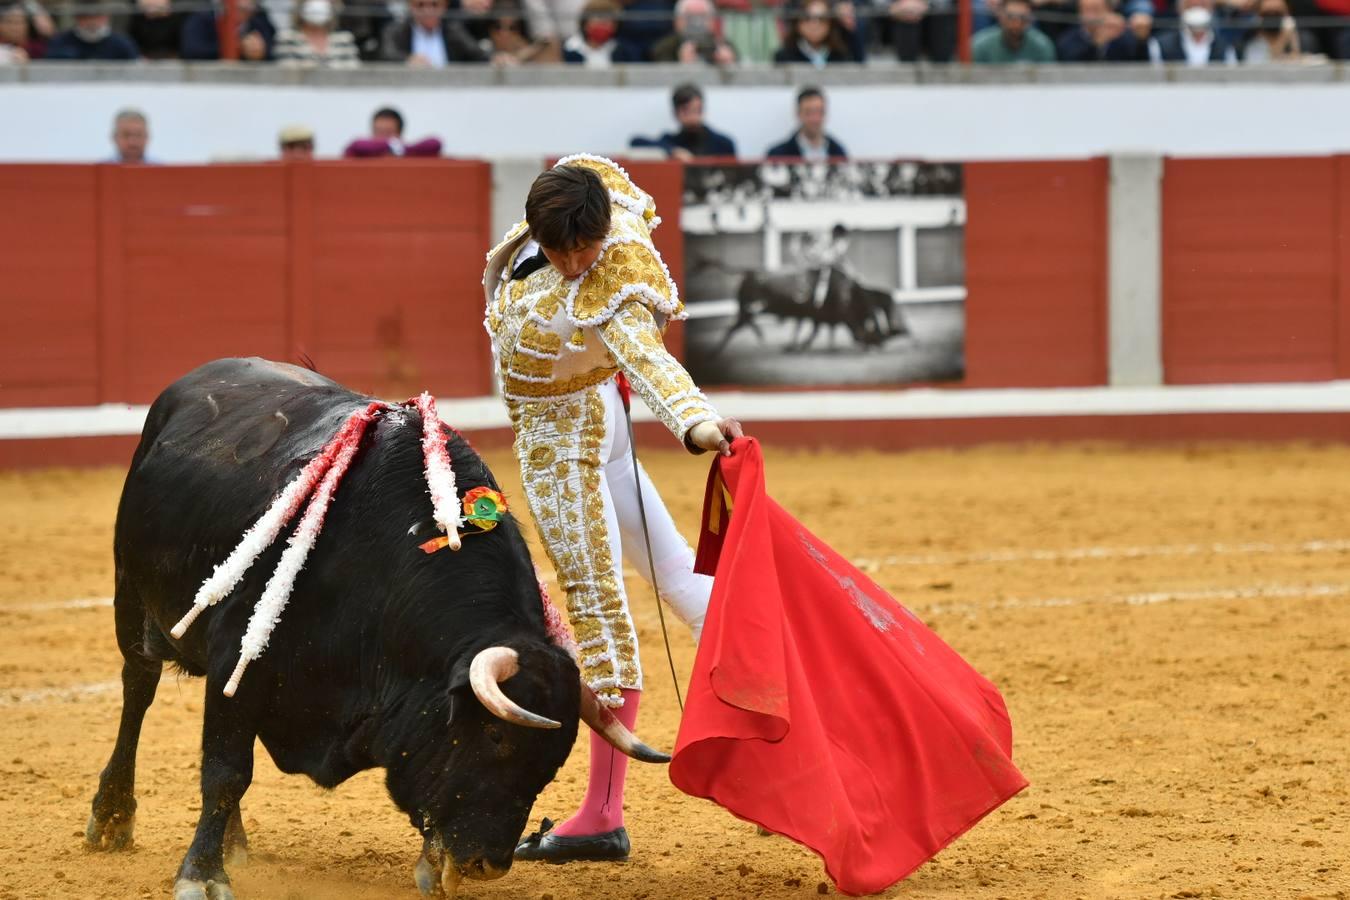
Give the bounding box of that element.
[0,680,120,707]
[919,582,1350,617]
[854,537,1350,569]
[10,380,1350,439]
[4,596,115,612]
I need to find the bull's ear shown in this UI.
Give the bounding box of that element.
[446,660,472,726]
[448,655,472,694]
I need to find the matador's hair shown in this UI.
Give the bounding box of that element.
[525,165,612,252]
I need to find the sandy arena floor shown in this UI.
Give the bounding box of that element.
[1,442,1348,900]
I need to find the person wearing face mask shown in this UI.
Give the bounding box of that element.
[1241,0,1304,61]
[46,0,139,60]
[275,0,360,66]
[649,0,739,64]
[562,0,642,65]
[1148,0,1239,63]
[630,83,738,161]
[181,0,275,60]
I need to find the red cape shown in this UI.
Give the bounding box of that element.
[669,439,1028,895]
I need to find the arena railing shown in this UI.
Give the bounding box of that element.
[7,60,1350,87]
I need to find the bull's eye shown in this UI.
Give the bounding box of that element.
[486,726,504,745]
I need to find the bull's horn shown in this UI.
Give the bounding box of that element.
[579,681,672,764]
[469,647,561,730]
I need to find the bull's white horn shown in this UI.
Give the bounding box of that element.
[579,682,672,764]
[468,647,562,729]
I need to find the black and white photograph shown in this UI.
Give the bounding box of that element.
[681,160,966,387]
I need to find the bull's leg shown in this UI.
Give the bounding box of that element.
[87,586,162,851]
[174,682,257,900]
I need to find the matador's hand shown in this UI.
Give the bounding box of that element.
[688,418,745,457]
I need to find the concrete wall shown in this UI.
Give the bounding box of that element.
[7,65,1350,164]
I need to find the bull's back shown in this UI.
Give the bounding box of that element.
[115,358,371,636]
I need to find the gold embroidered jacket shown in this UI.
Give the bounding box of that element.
[482,154,719,442]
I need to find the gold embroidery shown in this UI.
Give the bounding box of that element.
[571,242,678,324]
[502,367,613,400]
[528,446,555,468]
[598,301,718,440]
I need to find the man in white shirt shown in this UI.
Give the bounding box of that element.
[1148,0,1238,65]
[765,87,848,161]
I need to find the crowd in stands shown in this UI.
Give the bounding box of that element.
[3,0,1350,66]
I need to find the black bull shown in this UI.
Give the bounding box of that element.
[84,358,666,900]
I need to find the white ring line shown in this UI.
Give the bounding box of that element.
[6,536,1350,611]
[917,582,1350,617]
[3,597,114,612]
[2,583,1342,706]
[0,680,120,707]
[853,538,1350,570]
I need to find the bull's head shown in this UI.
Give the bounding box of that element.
[402,639,667,897]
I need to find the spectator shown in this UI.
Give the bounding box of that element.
[630,83,737,159]
[774,0,856,63]
[46,0,139,60]
[0,0,45,62]
[1056,0,1146,58]
[972,0,1056,61]
[181,0,275,60]
[563,0,644,64]
[766,86,848,159]
[108,108,155,164]
[343,106,444,157]
[889,0,957,63]
[379,0,488,64]
[615,0,679,60]
[128,0,185,60]
[1029,0,1077,43]
[279,124,315,159]
[515,0,583,47]
[339,0,393,60]
[275,0,360,66]
[1244,0,1304,60]
[1149,0,1239,62]
[649,0,738,64]
[481,0,558,63]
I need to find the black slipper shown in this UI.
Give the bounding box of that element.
[514,818,630,863]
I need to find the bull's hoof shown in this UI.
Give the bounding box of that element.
[173,878,234,900]
[413,853,441,896]
[85,811,135,851]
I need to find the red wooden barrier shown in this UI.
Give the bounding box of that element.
[963,159,1109,388]
[1,161,494,409]
[1162,157,1341,384]
[0,166,101,408]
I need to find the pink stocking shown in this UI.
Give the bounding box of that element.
[551,688,640,836]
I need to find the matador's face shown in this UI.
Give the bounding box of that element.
[541,240,603,281]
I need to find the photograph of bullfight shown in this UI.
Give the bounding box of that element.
[681,161,966,387]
